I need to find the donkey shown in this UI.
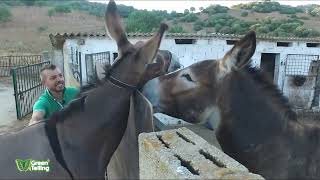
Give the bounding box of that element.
[0,0,168,179]
[143,31,320,179]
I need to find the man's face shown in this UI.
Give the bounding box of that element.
[42,68,65,92]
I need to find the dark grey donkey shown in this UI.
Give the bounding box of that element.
[107,50,181,179]
[143,31,320,179]
[0,0,168,179]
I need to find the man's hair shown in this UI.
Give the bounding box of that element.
[40,64,56,73]
[40,64,57,81]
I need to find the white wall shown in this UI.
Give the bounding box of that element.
[63,36,320,90]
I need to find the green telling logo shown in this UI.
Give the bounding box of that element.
[15,159,31,172]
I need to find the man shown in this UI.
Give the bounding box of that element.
[29,64,79,125]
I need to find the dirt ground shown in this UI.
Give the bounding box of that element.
[0,77,29,134]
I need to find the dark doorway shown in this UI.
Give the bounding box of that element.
[260,53,276,82]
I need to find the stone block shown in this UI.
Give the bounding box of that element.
[139,127,264,179]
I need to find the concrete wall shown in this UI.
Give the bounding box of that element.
[139,127,264,179]
[51,49,64,73]
[63,37,320,86]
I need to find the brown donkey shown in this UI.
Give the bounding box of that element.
[0,0,168,179]
[143,31,320,179]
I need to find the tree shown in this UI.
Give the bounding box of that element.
[169,25,186,33]
[199,7,204,12]
[117,4,135,17]
[203,5,229,15]
[190,7,195,13]
[48,4,71,16]
[180,13,198,22]
[20,0,36,6]
[241,11,249,17]
[125,10,162,33]
[0,6,12,23]
[193,20,204,31]
[184,9,189,14]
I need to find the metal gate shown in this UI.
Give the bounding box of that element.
[85,52,111,83]
[282,54,320,108]
[0,55,42,77]
[11,61,50,119]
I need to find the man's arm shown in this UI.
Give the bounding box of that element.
[29,111,45,125]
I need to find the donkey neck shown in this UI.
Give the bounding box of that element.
[218,68,292,148]
[55,80,133,178]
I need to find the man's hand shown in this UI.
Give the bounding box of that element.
[28,111,45,125]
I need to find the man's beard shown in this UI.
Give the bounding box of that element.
[54,82,65,92]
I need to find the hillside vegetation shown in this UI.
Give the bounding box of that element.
[0,0,320,54]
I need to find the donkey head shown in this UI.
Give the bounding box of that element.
[143,31,256,125]
[105,0,168,87]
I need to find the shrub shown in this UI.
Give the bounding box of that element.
[48,4,71,16]
[241,11,249,17]
[193,20,204,31]
[203,5,229,15]
[180,13,198,22]
[37,26,48,33]
[0,6,12,23]
[169,25,186,33]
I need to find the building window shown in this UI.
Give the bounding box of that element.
[277,42,292,47]
[174,39,196,44]
[306,43,320,47]
[226,40,238,45]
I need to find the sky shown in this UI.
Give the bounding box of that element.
[90,0,320,13]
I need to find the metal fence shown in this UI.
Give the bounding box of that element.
[11,61,50,119]
[0,55,42,77]
[285,54,319,76]
[85,52,111,83]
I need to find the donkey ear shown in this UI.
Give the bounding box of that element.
[140,23,168,64]
[105,0,130,50]
[222,31,256,71]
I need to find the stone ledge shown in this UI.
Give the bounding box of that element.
[139,127,264,179]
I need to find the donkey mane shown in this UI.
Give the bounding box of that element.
[243,64,297,122]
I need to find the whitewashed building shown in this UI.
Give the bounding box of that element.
[49,32,320,109]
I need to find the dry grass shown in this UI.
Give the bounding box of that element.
[0,6,319,55]
[0,6,105,55]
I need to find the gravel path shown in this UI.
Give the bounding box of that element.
[0,77,29,134]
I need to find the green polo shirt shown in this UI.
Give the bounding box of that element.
[33,87,80,119]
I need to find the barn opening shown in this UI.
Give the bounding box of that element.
[260,53,279,82]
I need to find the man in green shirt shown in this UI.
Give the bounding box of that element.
[29,64,79,125]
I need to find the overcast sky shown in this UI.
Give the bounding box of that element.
[90,0,320,13]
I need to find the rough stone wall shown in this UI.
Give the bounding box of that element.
[283,76,316,109]
[296,109,320,121]
[139,127,264,179]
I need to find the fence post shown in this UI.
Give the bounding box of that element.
[11,68,21,120]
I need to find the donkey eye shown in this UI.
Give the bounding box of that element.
[182,74,194,82]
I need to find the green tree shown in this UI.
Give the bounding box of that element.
[241,11,249,17]
[193,20,204,31]
[184,9,189,14]
[169,25,186,33]
[125,10,162,33]
[190,7,195,13]
[0,6,12,23]
[180,13,198,22]
[203,5,229,15]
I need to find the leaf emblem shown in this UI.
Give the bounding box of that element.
[15,159,31,172]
